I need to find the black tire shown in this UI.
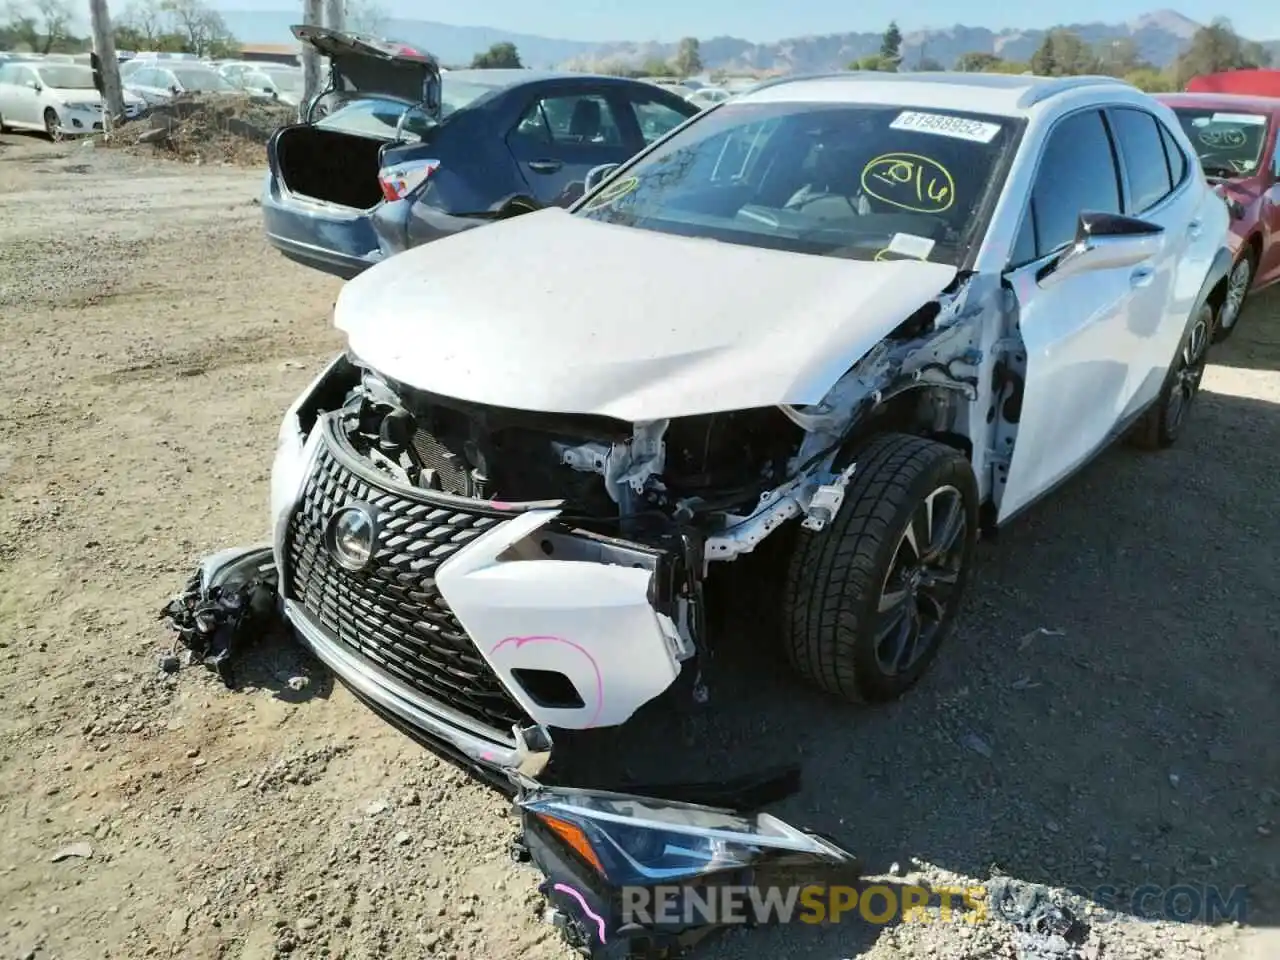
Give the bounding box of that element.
[781,433,979,703]
[1212,250,1255,343]
[0,112,9,133]
[1129,300,1213,450]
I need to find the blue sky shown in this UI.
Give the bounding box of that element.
[214,2,1277,44]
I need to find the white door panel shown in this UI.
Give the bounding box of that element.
[998,263,1144,522]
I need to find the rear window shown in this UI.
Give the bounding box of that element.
[316,80,497,138]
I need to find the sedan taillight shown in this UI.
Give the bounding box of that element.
[378,159,440,202]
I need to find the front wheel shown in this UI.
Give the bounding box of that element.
[1213,252,1255,342]
[1129,301,1213,450]
[781,433,979,704]
[43,107,63,142]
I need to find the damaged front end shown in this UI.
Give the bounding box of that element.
[266,267,996,780]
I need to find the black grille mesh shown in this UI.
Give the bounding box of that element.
[285,443,530,736]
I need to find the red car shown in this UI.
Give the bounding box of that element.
[1157,92,1280,339]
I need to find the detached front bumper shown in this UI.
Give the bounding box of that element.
[270,362,693,774]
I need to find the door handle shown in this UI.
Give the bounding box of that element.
[1187,219,1202,239]
[1130,266,1155,287]
[527,159,563,174]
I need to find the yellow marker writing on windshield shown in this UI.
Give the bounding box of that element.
[860,153,955,214]
[582,175,639,211]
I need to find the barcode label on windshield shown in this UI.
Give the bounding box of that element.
[890,111,1001,143]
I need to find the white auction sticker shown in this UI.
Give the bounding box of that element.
[1210,112,1267,125]
[889,110,1002,143]
[886,233,936,260]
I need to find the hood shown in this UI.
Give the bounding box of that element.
[292,24,439,105]
[335,209,958,421]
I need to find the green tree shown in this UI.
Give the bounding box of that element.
[158,0,237,57]
[4,0,77,54]
[956,51,1004,72]
[1174,18,1270,87]
[1095,38,1149,77]
[1030,29,1100,76]
[641,57,677,77]
[673,37,701,76]
[849,54,892,71]
[1124,67,1176,92]
[879,20,902,70]
[471,41,522,69]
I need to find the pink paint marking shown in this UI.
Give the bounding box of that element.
[490,635,604,729]
[553,883,607,944]
[488,500,518,510]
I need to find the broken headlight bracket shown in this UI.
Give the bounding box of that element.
[507,765,858,960]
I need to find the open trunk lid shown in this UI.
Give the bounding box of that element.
[292,24,441,114]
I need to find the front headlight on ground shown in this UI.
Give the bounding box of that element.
[519,789,852,886]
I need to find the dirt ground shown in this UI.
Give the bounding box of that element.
[1,130,1277,960]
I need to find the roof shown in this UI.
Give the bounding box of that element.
[442,68,647,87]
[738,71,1136,118]
[1156,91,1280,115]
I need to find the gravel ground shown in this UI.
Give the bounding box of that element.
[1,130,1277,960]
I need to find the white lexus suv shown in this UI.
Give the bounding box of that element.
[269,72,1233,780]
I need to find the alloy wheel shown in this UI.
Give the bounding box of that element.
[44,109,63,142]
[1165,308,1210,434]
[1217,256,1252,333]
[875,484,967,676]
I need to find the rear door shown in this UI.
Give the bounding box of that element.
[1103,105,1191,416]
[505,86,638,204]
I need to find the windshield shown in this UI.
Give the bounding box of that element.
[36,65,95,89]
[576,102,1017,267]
[171,68,235,91]
[1171,107,1270,178]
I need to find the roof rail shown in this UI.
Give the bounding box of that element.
[1016,74,1134,108]
[743,71,855,94]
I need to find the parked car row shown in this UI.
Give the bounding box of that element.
[0,61,145,138]
[265,68,1250,787]
[261,26,700,278]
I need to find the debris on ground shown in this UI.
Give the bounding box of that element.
[49,842,93,862]
[158,547,278,688]
[987,877,1097,960]
[100,94,295,165]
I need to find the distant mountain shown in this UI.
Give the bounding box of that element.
[217,8,1275,74]
[217,10,598,68]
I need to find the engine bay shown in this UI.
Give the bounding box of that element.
[337,364,807,536]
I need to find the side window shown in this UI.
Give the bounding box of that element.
[133,68,155,86]
[630,98,691,145]
[1158,121,1188,187]
[1109,108,1174,213]
[1010,203,1037,267]
[1027,109,1121,258]
[512,94,623,148]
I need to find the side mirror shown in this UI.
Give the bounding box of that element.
[1038,211,1164,288]
[30,81,42,92]
[584,163,619,193]
[170,85,180,95]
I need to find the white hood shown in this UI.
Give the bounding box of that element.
[335,208,957,421]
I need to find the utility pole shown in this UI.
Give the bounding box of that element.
[302,0,324,107]
[88,0,126,126]
[325,0,345,33]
